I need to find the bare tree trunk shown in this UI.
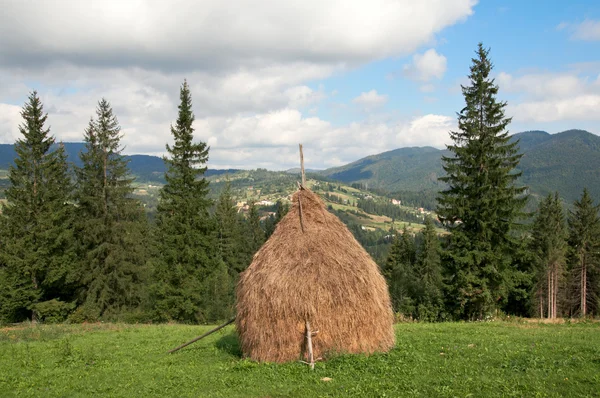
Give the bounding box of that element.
[31,275,39,323]
[581,253,587,317]
[103,147,108,216]
[552,269,556,319]
[539,288,543,319]
[547,269,552,319]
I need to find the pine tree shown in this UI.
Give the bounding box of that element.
[567,189,600,317]
[437,43,527,320]
[415,216,444,321]
[246,201,265,254]
[383,226,417,317]
[0,92,76,323]
[531,193,567,319]
[215,182,244,277]
[74,99,149,320]
[152,80,215,322]
[264,200,289,239]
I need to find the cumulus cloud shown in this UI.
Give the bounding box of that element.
[194,111,454,169]
[0,103,22,142]
[497,71,600,123]
[403,49,448,82]
[0,0,476,71]
[559,19,600,41]
[352,90,388,109]
[0,0,476,168]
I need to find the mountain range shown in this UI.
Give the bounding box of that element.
[0,143,236,181]
[1,129,599,204]
[320,129,600,204]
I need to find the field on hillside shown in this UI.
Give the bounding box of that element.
[1,321,599,397]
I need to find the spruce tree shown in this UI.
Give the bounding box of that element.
[530,193,567,319]
[152,80,215,322]
[415,216,444,320]
[75,99,149,320]
[437,43,527,319]
[246,201,265,253]
[0,92,76,323]
[264,200,289,239]
[214,182,244,277]
[383,226,417,317]
[567,189,600,317]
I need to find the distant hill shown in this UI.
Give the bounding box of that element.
[0,142,239,183]
[516,130,600,202]
[321,146,447,192]
[320,130,600,204]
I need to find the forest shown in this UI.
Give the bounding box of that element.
[1,45,599,325]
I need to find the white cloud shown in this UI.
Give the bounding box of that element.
[0,103,22,142]
[403,49,448,82]
[497,71,588,98]
[352,90,388,109]
[510,96,600,123]
[498,71,600,123]
[0,1,476,71]
[193,111,454,169]
[0,0,477,169]
[561,19,600,41]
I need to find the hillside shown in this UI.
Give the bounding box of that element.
[517,130,600,202]
[321,146,447,192]
[2,129,599,206]
[320,130,600,204]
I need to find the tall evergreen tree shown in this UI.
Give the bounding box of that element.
[264,199,289,239]
[414,216,444,321]
[383,226,417,317]
[530,193,567,319]
[215,182,244,277]
[74,99,149,320]
[437,43,527,319]
[567,189,600,317]
[152,80,215,322]
[246,201,265,254]
[0,92,76,323]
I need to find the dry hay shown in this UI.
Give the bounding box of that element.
[236,188,395,363]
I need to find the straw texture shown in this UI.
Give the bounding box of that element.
[236,188,395,363]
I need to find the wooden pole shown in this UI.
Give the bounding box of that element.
[296,182,305,233]
[299,144,306,187]
[167,318,235,354]
[305,320,314,370]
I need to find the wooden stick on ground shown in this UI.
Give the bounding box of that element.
[167,318,235,354]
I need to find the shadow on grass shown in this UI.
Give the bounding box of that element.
[215,332,242,358]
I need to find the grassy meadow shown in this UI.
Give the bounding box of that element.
[1,321,599,397]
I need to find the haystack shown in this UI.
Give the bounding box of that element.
[236,187,395,363]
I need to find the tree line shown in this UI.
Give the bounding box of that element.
[1,44,599,324]
[383,44,600,320]
[0,83,271,324]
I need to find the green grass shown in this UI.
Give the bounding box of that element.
[1,321,599,397]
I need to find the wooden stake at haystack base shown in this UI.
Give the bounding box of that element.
[303,320,319,370]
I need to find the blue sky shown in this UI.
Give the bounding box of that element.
[310,0,600,132]
[1,0,599,169]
